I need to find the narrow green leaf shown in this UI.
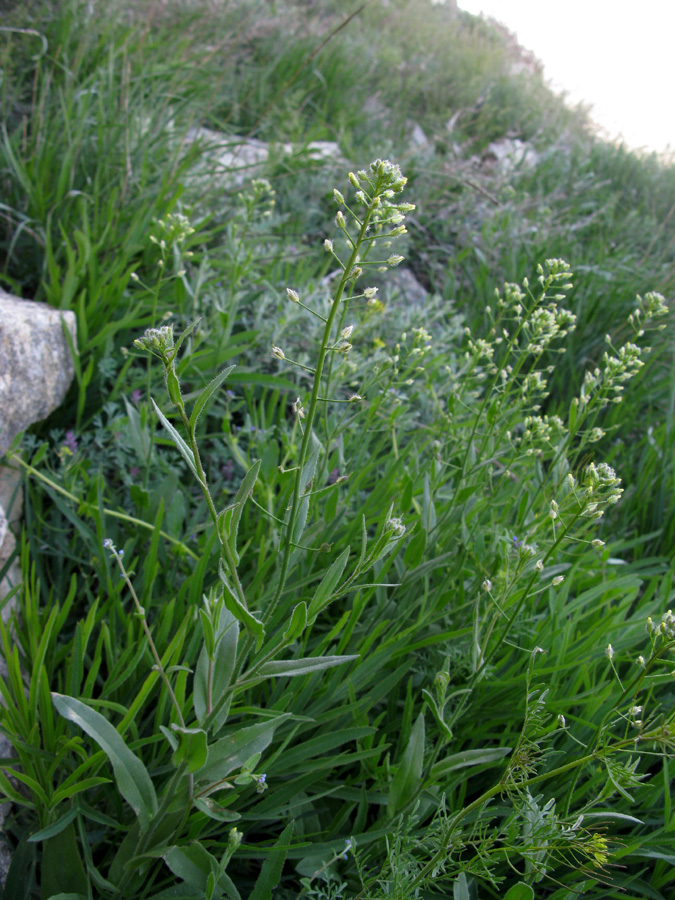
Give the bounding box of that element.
[28,807,79,843]
[219,564,264,650]
[307,547,350,623]
[194,606,239,728]
[299,443,321,495]
[50,776,112,806]
[218,459,261,564]
[189,365,236,434]
[431,746,511,780]
[151,399,199,480]
[421,689,452,742]
[173,318,201,356]
[292,495,309,544]
[248,822,294,900]
[257,655,358,679]
[52,694,158,831]
[387,712,425,817]
[283,602,307,644]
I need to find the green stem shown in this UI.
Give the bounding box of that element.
[265,197,382,624]
[6,452,198,559]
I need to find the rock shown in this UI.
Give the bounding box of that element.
[0,290,76,884]
[386,267,428,307]
[482,138,539,175]
[0,289,77,453]
[410,122,428,148]
[183,127,344,191]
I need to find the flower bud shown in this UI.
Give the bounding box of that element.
[286,288,300,303]
[272,345,285,360]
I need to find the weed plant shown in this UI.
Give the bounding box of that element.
[2,159,674,900]
[1,1,674,897]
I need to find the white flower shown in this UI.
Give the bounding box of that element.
[482,579,492,592]
[292,397,305,419]
[387,254,404,267]
[605,643,614,661]
[286,288,300,303]
[272,345,285,360]
[552,575,564,586]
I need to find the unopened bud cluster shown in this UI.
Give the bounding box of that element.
[133,325,175,359]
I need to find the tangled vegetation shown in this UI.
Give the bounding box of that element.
[0,1,674,898]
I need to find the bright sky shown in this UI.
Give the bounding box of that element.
[456,0,675,157]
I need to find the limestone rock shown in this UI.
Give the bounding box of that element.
[184,127,344,191]
[482,138,539,175]
[386,267,429,308]
[0,289,77,453]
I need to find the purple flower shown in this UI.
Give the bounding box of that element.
[64,430,78,453]
[129,466,140,478]
[221,460,234,481]
[130,389,143,404]
[328,467,340,485]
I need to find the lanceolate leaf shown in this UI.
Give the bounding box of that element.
[52,694,158,831]
[431,746,511,780]
[257,655,358,678]
[282,602,307,643]
[307,547,350,624]
[387,712,425,817]
[249,821,294,900]
[219,564,265,650]
[151,399,199,481]
[194,605,239,729]
[218,459,261,564]
[189,365,236,434]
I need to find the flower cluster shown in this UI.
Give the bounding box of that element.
[133,325,175,359]
[149,213,195,252]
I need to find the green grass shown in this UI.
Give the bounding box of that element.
[0,1,674,898]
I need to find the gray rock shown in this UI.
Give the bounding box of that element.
[386,268,429,307]
[482,138,539,175]
[0,289,77,453]
[184,128,344,191]
[0,291,75,884]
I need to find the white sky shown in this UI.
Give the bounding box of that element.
[456,0,675,156]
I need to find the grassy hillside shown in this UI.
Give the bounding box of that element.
[1,2,674,898]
